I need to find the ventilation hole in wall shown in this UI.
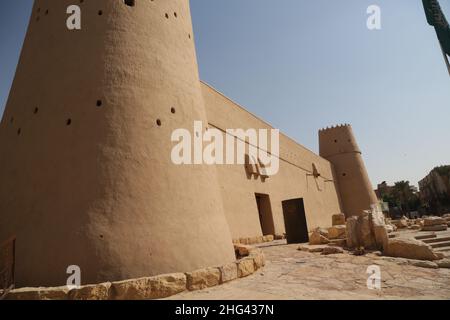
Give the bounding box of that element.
[45,9,49,15]
[34,107,39,114]
[96,100,103,107]
[17,128,21,136]
[171,107,176,114]
[66,119,72,126]
[37,8,41,13]
[342,173,347,177]
[174,12,178,18]
[124,0,135,6]
[165,13,169,19]
[188,34,191,39]
[100,234,104,239]
[98,10,103,16]
[80,0,84,3]
[156,119,162,126]
[334,139,338,143]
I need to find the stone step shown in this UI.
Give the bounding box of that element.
[430,241,450,249]
[435,246,450,252]
[423,236,450,244]
[415,234,437,240]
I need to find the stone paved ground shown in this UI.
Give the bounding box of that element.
[168,241,450,300]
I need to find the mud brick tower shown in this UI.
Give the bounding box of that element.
[0,0,235,287]
[319,124,378,218]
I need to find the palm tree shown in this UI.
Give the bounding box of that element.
[391,181,419,214]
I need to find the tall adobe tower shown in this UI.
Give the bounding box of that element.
[0,0,235,287]
[319,125,378,218]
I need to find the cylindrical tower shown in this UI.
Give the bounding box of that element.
[0,0,235,287]
[319,124,378,218]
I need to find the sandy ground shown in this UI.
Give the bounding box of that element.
[167,241,450,300]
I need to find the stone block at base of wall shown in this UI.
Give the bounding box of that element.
[111,273,187,300]
[234,234,275,245]
[237,258,256,278]
[6,286,70,300]
[186,268,221,291]
[7,245,266,300]
[249,248,266,268]
[219,263,238,283]
[68,282,111,300]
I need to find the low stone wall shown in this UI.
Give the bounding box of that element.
[6,246,265,300]
[232,234,283,245]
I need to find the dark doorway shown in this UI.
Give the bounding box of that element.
[282,198,309,244]
[255,193,275,236]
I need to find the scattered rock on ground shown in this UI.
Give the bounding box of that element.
[297,244,327,253]
[421,224,448,231]
[384,238,442,261]
[392,217,409,229]
[332,213,346,226]
[309,228,330,245]
[328,238,347,247]
[353,247,366,256]
[424,217,446,226]
[436,259,450,268]
[321,246,344,255]
[346,212,378,249]
[408,260,439,269]
[373,225,389,251]
[384,224,396,233]
[328,225,347,239]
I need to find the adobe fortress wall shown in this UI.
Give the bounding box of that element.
[201,83,343,239]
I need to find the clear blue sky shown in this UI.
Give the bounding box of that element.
[1,1,449,188]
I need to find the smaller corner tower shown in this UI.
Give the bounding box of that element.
[319,124,378,218]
